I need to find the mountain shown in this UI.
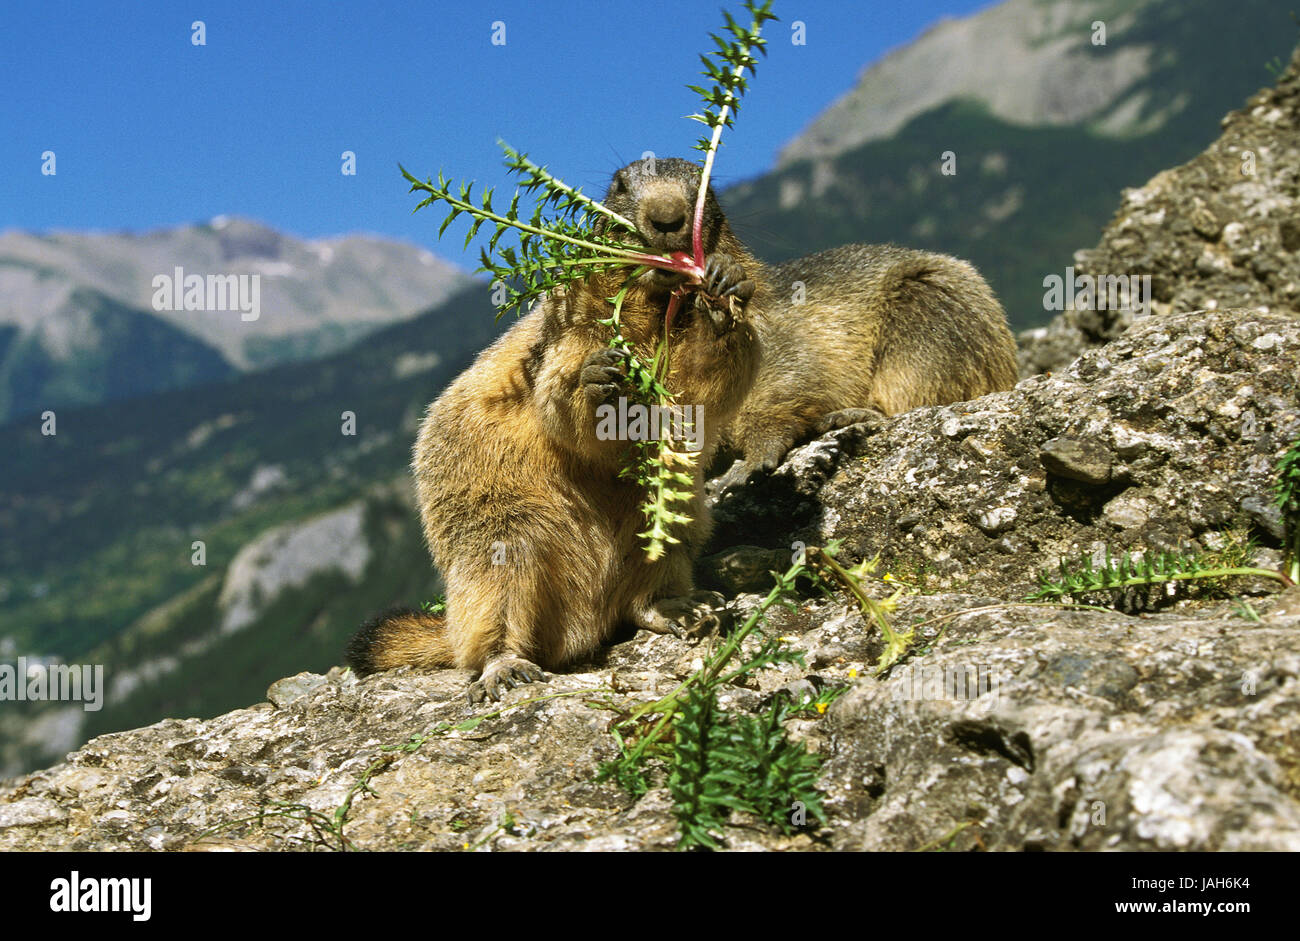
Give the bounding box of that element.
[722,0,1300,328]
[780,0,1194,166]
[0,217,475,419]
[0,287,235,419]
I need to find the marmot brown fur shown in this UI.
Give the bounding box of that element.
[346,157,763,700]
[713,242,1018,492]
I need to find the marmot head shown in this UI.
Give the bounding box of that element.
[599,156,731,290]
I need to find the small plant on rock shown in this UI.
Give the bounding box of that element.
[1276,435,1300,583]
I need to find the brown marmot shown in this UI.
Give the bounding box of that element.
[346,156,764,700]
[712,242,1018,493]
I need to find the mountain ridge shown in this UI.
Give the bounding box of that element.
[0,216,476,419]
[777,0,1251,168]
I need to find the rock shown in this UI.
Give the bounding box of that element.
[817,603,1300,851]
[1241,495,1286,541]
[970,506,1018,535]
[266,671,331,709]
[1039,437,1114,485]
[697,545,793,594]
[712,310,1300,601]
[0,797,66,829]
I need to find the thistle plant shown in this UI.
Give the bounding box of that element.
[667,683,827,851]
[599,281,700,561]
[400,0,775,317]
[399,0,776,560]
[686,1,777,268]
[400,148,673,322]
[1277,436,1300,582]
[597,551,834,849]
[1029,547,1292,603]
[808,545,913,676]
[1035,438,1300,603]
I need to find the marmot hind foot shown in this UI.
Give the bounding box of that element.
[467,655,548,703]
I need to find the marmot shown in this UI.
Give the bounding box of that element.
[346,157,764,700]
[712,243,1018,493]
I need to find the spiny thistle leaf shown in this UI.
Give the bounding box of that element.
[402,147,665,322]
[1276,436,1300,581]
[600,547,836,850]
[1028,547,1290,603]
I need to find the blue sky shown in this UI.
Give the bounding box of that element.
[1,0,998,268]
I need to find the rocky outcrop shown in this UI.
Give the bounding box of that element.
[712,311,1300,599]
[1019,42,1300,376]
[216,502,370,634]
[1,307,1296,852]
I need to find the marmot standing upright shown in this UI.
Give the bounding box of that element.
[347,157,763,700]
[714,242,1018,491]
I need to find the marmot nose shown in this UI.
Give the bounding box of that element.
[643,194,689,236]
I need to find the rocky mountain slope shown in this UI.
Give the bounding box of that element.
[1019,24,1300,374]
[0,287,235,420]
[722,0,1300,327]
[0,217,474,419]
[781,0,1207,165]
[1,42,1298,852]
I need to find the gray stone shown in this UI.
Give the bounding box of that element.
[266,671,330,709]
[0,797,66,829]
[697,545,794,594]
[1039,437,1114,485]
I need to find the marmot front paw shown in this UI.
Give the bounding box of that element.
[704,252,755,303]
[813,407,888,435]
[696,252,755,335]
[580,347,627,407]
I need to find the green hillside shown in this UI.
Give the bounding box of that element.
[1,284,503,653]
[0,285,507,772]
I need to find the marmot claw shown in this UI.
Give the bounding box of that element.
[580,347,627,406]
[704,252,755,303]
[638,590,732,640]
[468,656,548,703]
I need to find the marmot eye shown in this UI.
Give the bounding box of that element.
[610,174,627,195]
